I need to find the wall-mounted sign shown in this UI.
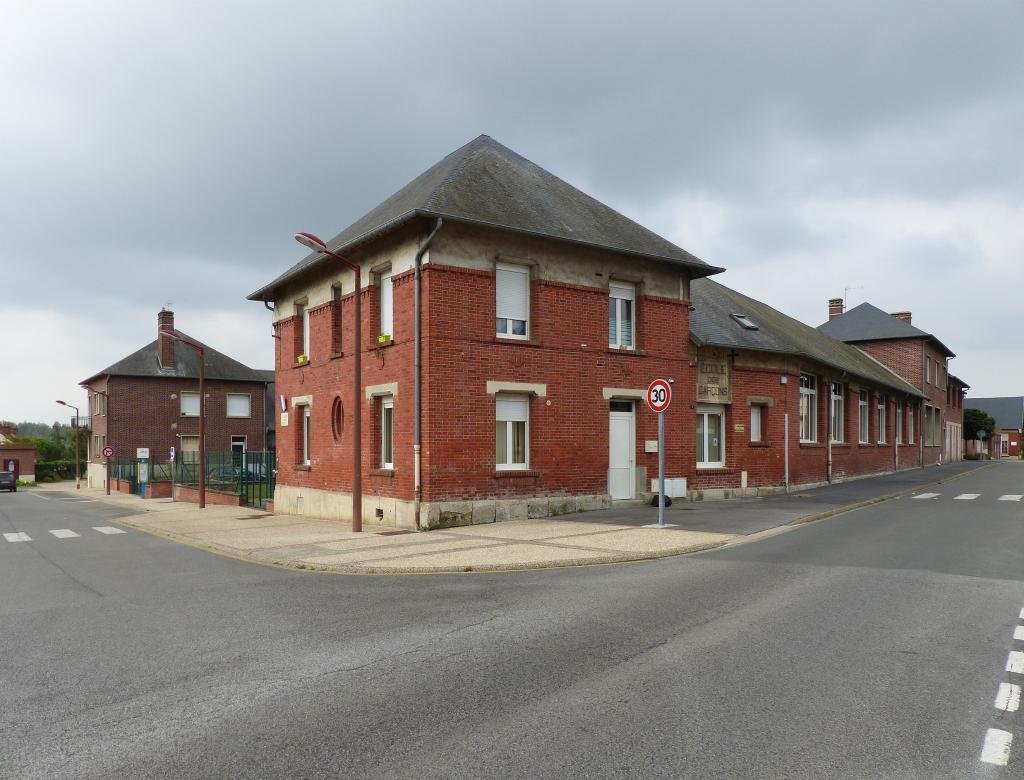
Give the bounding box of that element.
[280,412,289,427]
[696,349,732,403]
[136,447,150,459]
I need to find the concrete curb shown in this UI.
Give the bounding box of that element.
[93,463,992,576]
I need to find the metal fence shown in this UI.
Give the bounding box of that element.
[174,450,276,509]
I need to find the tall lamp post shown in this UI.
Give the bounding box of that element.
[55,399,81,490]
[160,328,206,509]
[294,231,362,533]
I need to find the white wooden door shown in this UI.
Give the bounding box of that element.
[609,407,635,500]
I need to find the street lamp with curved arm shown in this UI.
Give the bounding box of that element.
[293,232,362,532]
[55,399,81,490]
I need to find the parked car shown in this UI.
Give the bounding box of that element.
[0,471,15,492]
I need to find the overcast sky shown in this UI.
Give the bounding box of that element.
[3,0,1022,424]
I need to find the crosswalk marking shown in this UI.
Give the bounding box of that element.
[1008,651,1024,674]
[953,493,980,500]
[92,526,126,535]
[981,728,1013,766]
[913,493,940,499]
[3,532,31,542]
[49,529,79,539]
[3,527,129,543]
[999,495,1024,501]
[995,682,1021,713]
[1015,626,1024,642]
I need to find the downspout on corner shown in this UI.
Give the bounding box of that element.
[414,218,443,530]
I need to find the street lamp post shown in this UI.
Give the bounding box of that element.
[55,400,81,490]
[294,232,362,533]
[160,328,206,509]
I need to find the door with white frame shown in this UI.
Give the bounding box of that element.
[697,405,725,468]
[608,400,635,500]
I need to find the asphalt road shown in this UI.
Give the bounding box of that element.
[1,464,1022,778]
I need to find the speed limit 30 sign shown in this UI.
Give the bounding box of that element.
[646,379,672,413]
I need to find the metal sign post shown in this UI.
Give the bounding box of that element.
[101,445,114,495]
[644,379,675,529]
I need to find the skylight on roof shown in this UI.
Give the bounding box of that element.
[731,314,759,330]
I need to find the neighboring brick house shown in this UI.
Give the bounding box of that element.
[248,134,725,529]
[79,309,274,491]
[0,443,37,483]
[818,301,966,464]
[964,396,1024,459]
[686,280,926,498]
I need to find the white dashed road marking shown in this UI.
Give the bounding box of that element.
[954,494,980,500]
[49,529,80,539]
[3,532,31,542]
[913,493,941,499]
[996,683,1022,713]
[1007,651,1024,675]
[92,526,126,535]
[999,495,1024,501]
[1020,608,1024,620]
[1015,626,1024,641]
[981,728,1013,766]
[29,493,49,500]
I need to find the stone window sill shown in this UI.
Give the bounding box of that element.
[695,466,735,473]
[369,468,395,477]
[494,336,541,348]
[294,464,311,472]
[799,442,825,449]
[330,350,345,360]
[494,469,541,478]
[606,347,647,357]
[747,442,772,448]
[373,339,395,350]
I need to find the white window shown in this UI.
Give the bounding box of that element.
[907,402,915,443]
[495,263,529,339]
[230,435,246,454]
[381,396,394,469]
[180,391,200,417]
[379,270,393,338]
[750,405,763,443]
[697,405,725,467]
[858,390,870,443]
[799,374,817,443]
[608,282,635,349]
[179,435,199,453]
[877,395,887,443]
[830,382,844,443]
[226,393,251,418]
[295,302,309,359]
[496,394,529,470]
[896,400,903,444]
[925,357,931,384]
[301,405,311,465]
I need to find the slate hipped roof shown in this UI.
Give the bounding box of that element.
[817,302,955,357]
[964,396,1024,431]
[80,334,269,386]
[248,135,724,301]
[691,279,923,397]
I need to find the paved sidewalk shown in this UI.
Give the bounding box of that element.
[32,461,989,573]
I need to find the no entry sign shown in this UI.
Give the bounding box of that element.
[646,379,672,413]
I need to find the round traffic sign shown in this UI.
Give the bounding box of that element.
[646,379,672,413]
[101,445,115,458]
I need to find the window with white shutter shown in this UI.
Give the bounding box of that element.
[379,271,393,337]
[226,394,251,418]
[495,263,529,339]
[608,282,635,348]
[496,395,529,469]
[180,391,200,417]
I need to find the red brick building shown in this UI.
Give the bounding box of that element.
[80,310,273,491]
[249,135,725,528]
[818,301,966,464]
[686,280,926,498]
[0,443,38,483]
[964,396,1023,459]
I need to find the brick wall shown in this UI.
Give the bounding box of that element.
[93,376,268,463]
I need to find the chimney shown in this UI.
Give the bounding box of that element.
[158,309,176,368]
[891,311,912,324]
[828,298,844,320]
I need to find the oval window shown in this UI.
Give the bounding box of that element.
[331,396,344,441]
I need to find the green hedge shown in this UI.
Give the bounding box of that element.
[34,460,87,482]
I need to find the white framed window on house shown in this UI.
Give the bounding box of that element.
[230,435,246,454]
[379,269,393,338]
[925,357,931,384]
[750,405,764,443]
[301,405,311,465]
[496,394,529,470]
[908,403,915,443]
[830,382,844,442]
[295,301,310,359]
[226,393,251,418]
[179,435,199,463]
[697,405,725,467]
[495,262,529,339]
[380,396,394,469]
[608,281,635,349]
[896,399,903,444]
[799,374,817,442]
[180,391,200,417]
[858,390,870,443]
[877,395,887,443]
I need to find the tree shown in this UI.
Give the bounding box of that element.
[964,408,996,440]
